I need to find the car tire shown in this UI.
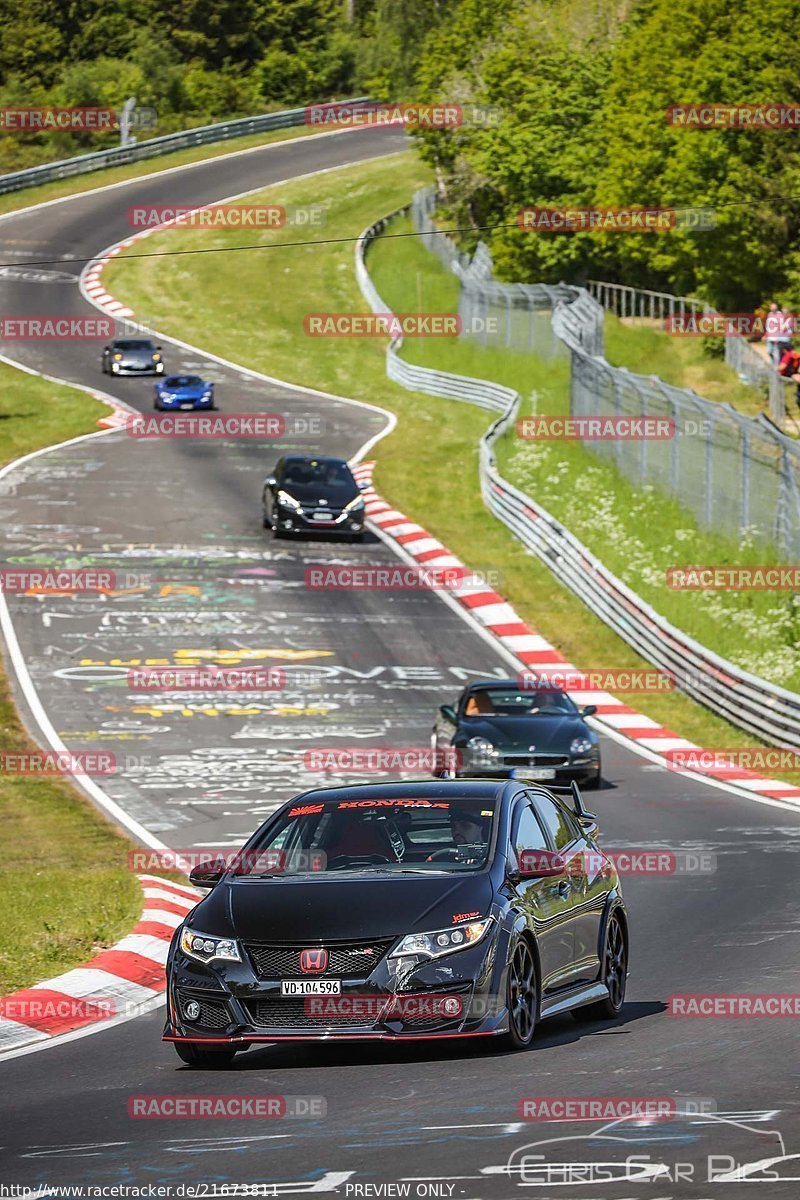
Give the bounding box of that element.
[583,769,602,790]
[173,1042,237,1068]
[262,512,272,529]
[498,937,538,1050]
[572,911,627,1022]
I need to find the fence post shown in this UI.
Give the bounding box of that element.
[741,428,750,533]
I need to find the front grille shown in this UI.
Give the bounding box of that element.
[501,754,569,767]
[243,998,375,1029]
[245,939,395,980]
[177,991,231,1030]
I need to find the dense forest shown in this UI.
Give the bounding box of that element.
[1,0,797,309]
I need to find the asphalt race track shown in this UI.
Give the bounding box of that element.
[1,126,800,1197]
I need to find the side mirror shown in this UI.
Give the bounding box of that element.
[581,704,597,717]
[518,848,566,878]
[265,475,277,488]
[438,704,457,723]
[156,345,163,351]
[189,864,224,888]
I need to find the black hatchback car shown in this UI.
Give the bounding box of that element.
[163,780,628,1066]
[262,454,366,539]
[101,338,165,375]
[433,679,601,788]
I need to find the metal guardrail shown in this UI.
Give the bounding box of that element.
[355,209,800,750]
[586,279,790,426]
[0,99,371,196]
[412,187,800,557]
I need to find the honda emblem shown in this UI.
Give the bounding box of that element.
[299,947,328,973]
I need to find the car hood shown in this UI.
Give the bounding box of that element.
[458,714,588,751]
[119,350,156,364]
[278,482,359,507]
[191,872,495,942]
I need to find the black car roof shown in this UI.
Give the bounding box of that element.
[463,679,522,691]
[289,779,511,805]
[282,454,348,466]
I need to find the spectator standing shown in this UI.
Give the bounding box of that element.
[777,346,800,407]
[765,301,794,365]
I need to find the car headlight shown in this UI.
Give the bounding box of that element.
[179,927,241,964]
[113,353,122,361]
[466,736,500,759]
[390,918,492,961]
[343,495,365,513]
[152,353,161,361]
[277,490,303,510]
[570,736,594,755]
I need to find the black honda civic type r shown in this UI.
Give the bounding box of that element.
[164,780,628,1066]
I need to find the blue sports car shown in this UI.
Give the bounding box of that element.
[154,375,215,411]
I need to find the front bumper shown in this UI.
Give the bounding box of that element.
[272,505,365,535]
[454,757,600,785]
[164,933,507,1044]
[112,361,164,375]
[156,397,214,410]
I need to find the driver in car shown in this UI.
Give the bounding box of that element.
[428,808,490,864]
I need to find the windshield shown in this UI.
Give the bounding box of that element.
[463,687,577,716]
[115,340,153,350]
[280,460,354,490]
[234,796,496,876]
[164,375,203,387]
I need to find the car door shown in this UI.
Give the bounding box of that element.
[508,797,575,996]
[529,791,605,987]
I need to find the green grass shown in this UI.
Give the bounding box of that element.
[603,317,767,417]
[102,152,800,781]
[0,123,334,218]
[0,367,144,994]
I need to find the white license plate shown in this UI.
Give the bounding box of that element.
[511,767,556,780]
[280,979,341,996]
[313,511,334,522]
[180,402,195,409]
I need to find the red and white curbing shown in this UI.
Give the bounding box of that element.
[0,875,197,1055]
[352,461,800,805]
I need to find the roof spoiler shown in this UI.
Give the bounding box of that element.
[548,781,597,826]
